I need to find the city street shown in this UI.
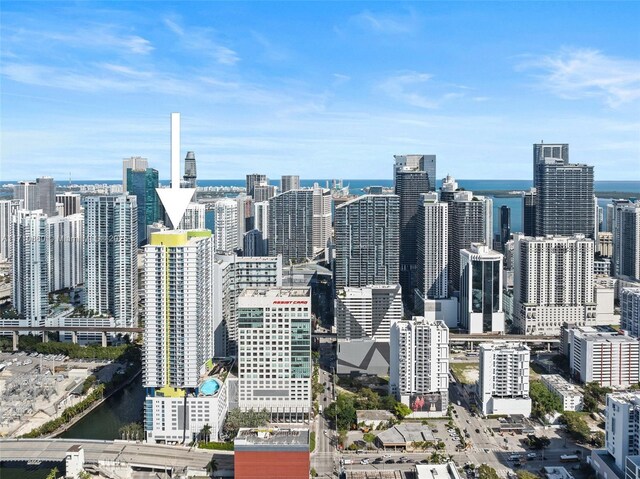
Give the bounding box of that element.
[311,340,338,478]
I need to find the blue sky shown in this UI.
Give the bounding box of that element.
[1,1,639,181]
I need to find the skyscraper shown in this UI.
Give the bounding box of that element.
[535,160,595,238]
[12,181,37,210]
[459,244,505,334]
[178,202,206,230]
[126,167,162,244]
[253,184,278,203]
[213,198,239,254]
[143,230,227,444]
[393,154,436,191]
[533,142,568,186]
[477,342,531,416]
[439,175,459,204]
[183,151,197,189]
[604,393,640,471]
[394,162,431,302]
[499,205,510,251]
[122,156,148,191]
[334,194,400,288]
[612,201,640,280]
[143,230,213,390]
[513,234,595,335]
[522,188,537,237]
[0,199,22,261]
[281,175,300,193]
[246,173,267,197]
[83,195,138,328]
[390,317,449,417]
[237,287,312,421]
[47,213,83,292]
[12,209,49,326]
[235,193,254,249]
[416,193,448,300]
[312,183,332,254]
[268,189,314,264]
[35,177,56,217]
[448,191,492,291]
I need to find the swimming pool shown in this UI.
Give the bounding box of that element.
[200,378,221,396]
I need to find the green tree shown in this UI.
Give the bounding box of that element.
[206,459,218,477]
[592,430,605,448]
[516,471,541,479]
[223,408,270,439]
[478,465,500,479]
[363,432,376,444]
[200,423,212,443]
[393,402,412,419]
[46,467,59,479]
[561,412,592,443]
[355,388,381,410]
[582,382,612,412]
[530,381,563,419]
[325,394,357,431]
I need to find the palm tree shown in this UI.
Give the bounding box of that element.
[200,424,212,444]
[206,459,218,477]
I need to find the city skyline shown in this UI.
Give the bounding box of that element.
[2,2,639,181]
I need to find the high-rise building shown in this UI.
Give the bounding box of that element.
[477,342,531,416]
[268,189,314,264]
[532,142,569,186]
[281,175,300,193]
[312,183,332,254]
[246,173,267,198]
[416,193,448,300]
[253,201,269,253]
[143,230,228,444]
[126,167,162,244]
[334,195,400,288]
[0,199,22,261]
[237,287,312,421]
[612,201,640,280]
[35,177,56,217]
[621,288,640,338]
[604,392,640,471]
[243,229,265,256]
[513,234,595,335]
[47,213,83,292]
[83,195,138,328]
[389,317,449,417]
[459,244,505,334]
[213,254,282,356]
[183,151,197,189]
[395,160,431,303]
[254,184,278,203]
[213,198,238,254]
[336,284,402,375]
[235,194,254,249]
[178,202,206,230]
[448,191,492,291]
[499,205,510,251]
[597,231,614,257]
[122,156,148,191]
[55,193,82,217]
[535,160,595,238]
[12,181,37,210]
[563,324,640,388]
[12,209,49,325]
[393,155,436,191]
[522,188,537,237]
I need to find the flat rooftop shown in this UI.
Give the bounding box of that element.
[240,287,310,298]
[415,463,461,479]
[234,428,310,447]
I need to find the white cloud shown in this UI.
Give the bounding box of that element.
[518,48,640,107]
[377,72,465,109]
[163,17,239,65]
[350,10,420,35]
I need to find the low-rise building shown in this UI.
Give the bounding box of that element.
[415,463,461,479]
[356,410,394,429]
[234,428,310,479]
[375,423,436,450]
[540,375,583,412]
[621,288,640,338]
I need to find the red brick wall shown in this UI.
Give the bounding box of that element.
[235,450,310,479]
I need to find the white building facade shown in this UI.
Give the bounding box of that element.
[477,341,531,416]
[621,288,640,338]
[540,374,583,412]
[47,213,83,292]
[513,234,596,335]
[0,199,22,261]
[237,287,312,421]
[390,317,449,417]
[605,392,640,470]
[213,198,238,254]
